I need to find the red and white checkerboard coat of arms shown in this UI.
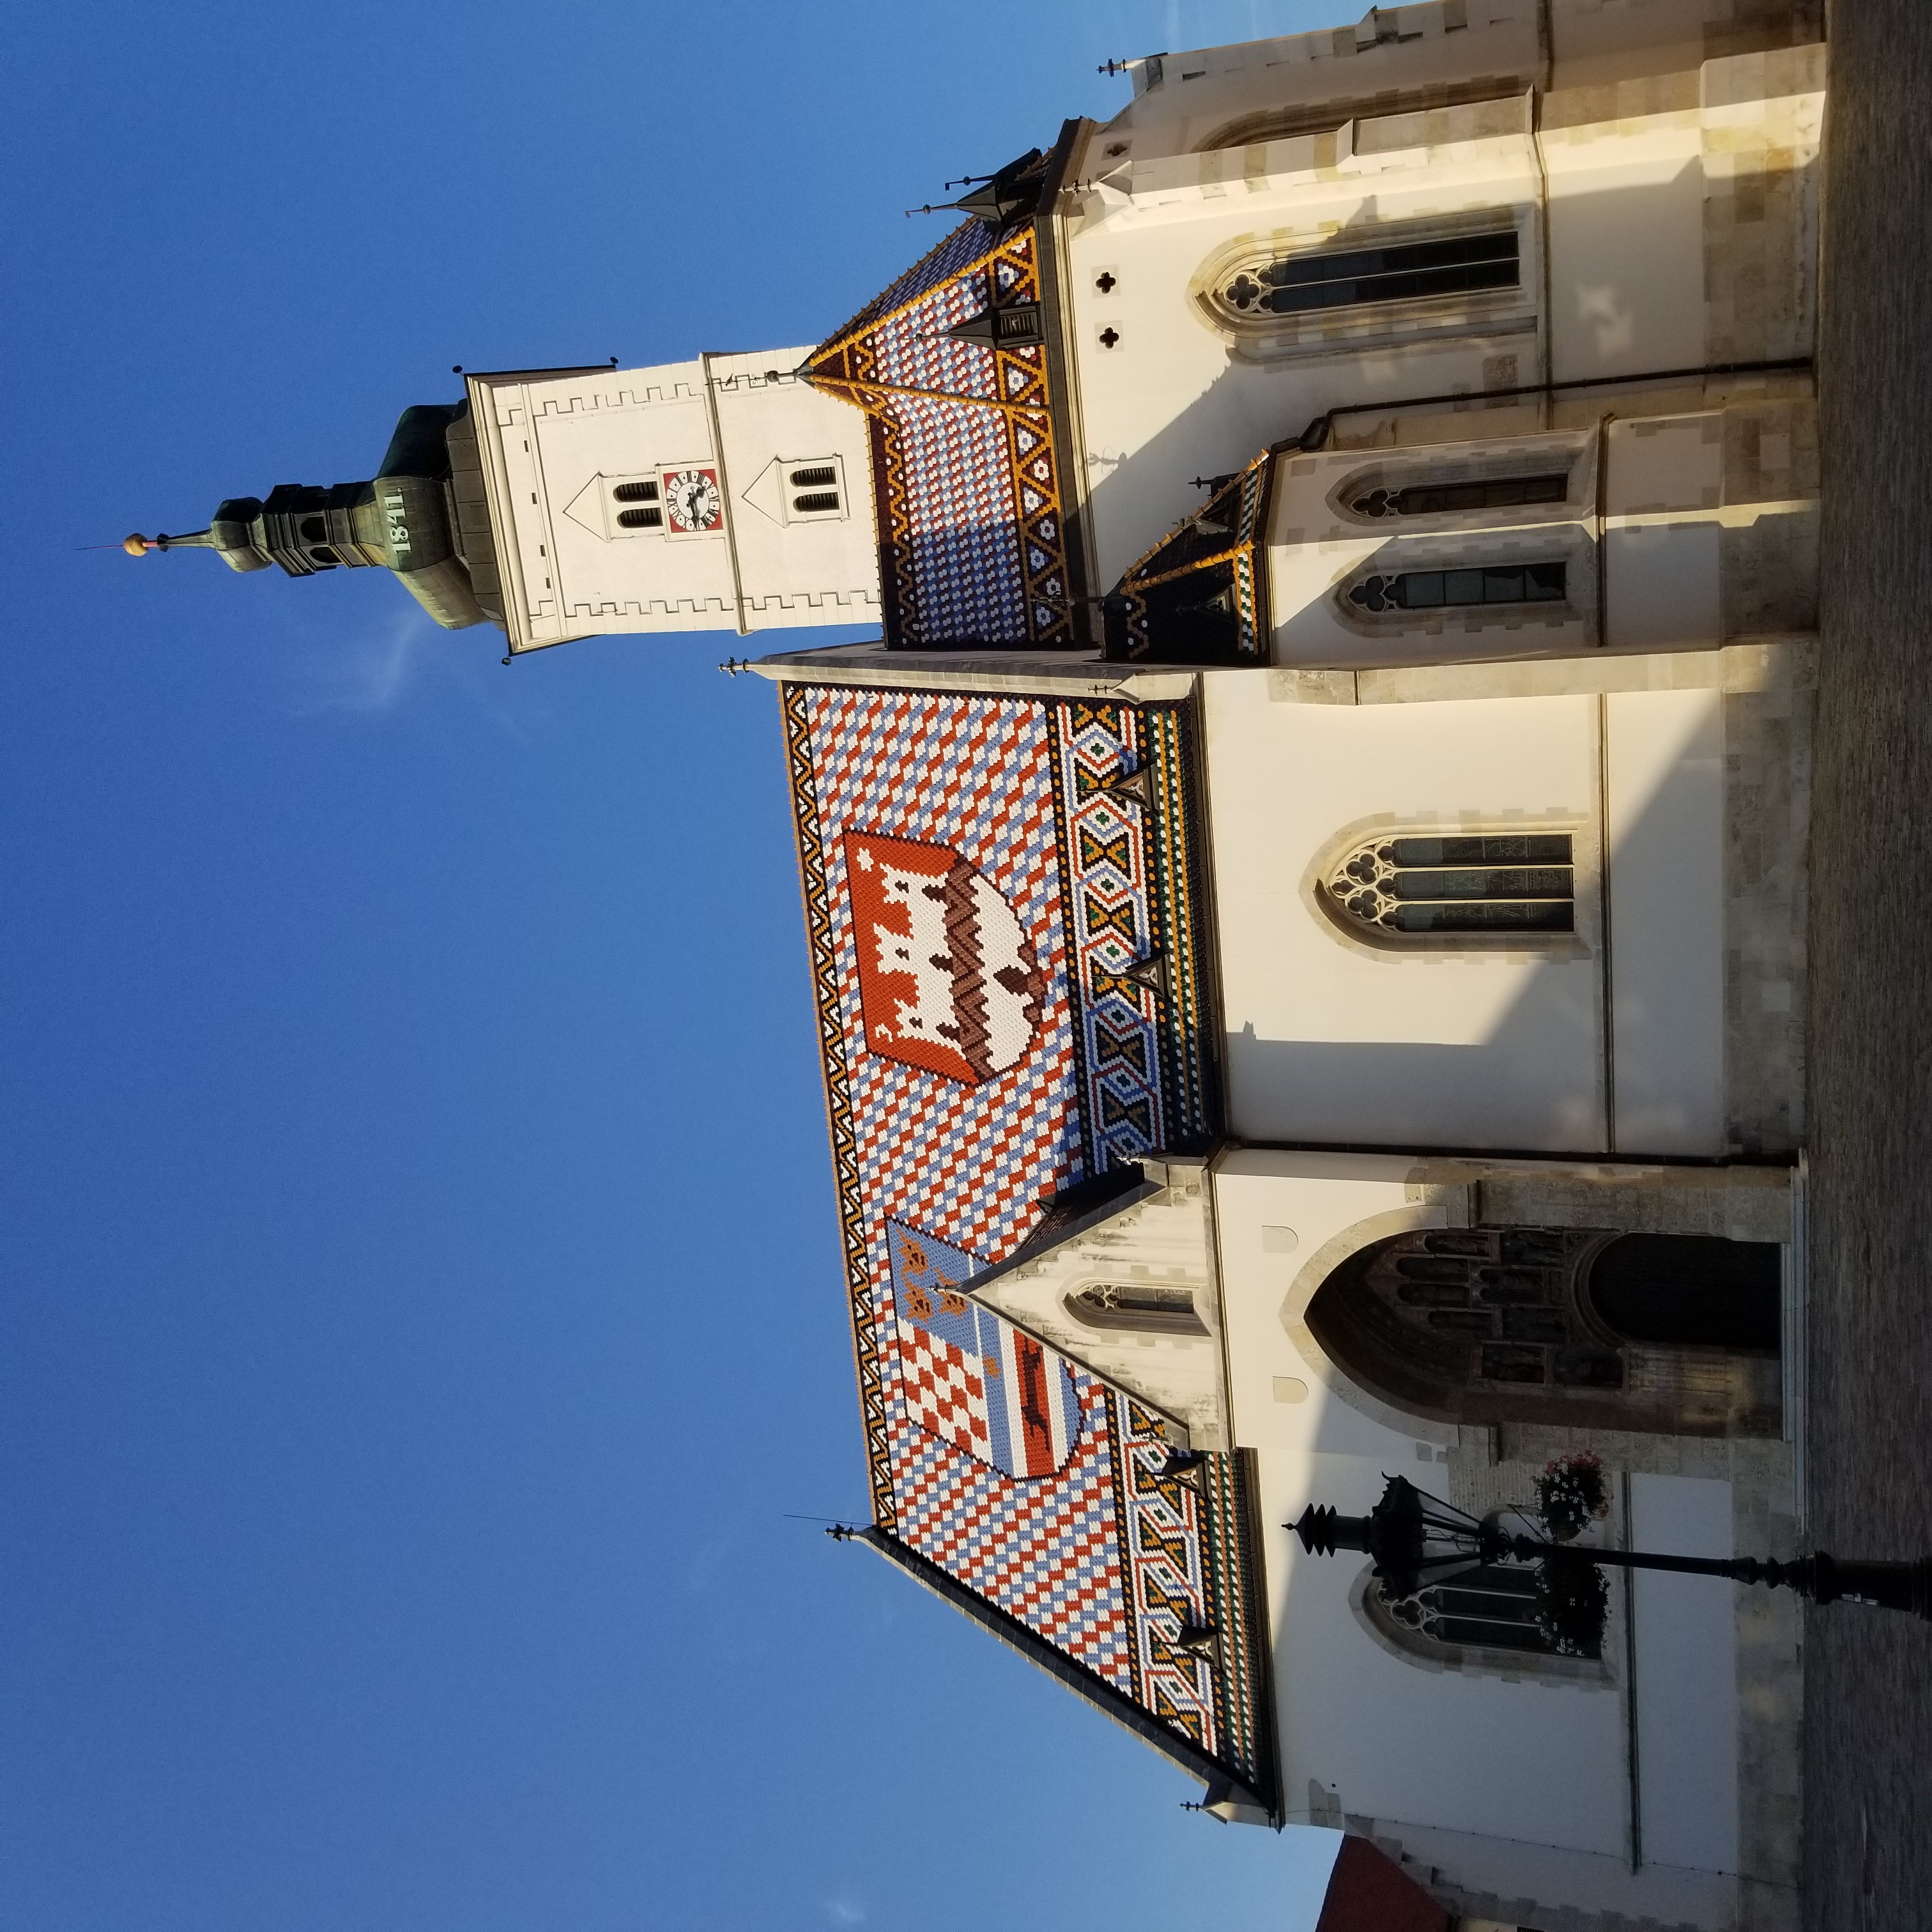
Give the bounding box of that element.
[844,832,1045,1084]
[887,1218,1082,1478]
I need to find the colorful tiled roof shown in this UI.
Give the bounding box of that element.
[1104,452,1276,664]
[783,679,1275,1809]
[806,203,1080,652]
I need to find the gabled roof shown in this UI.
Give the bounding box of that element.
[804,134,1090,652]
[781,676,1275,1811]
[1103,450,1277,664]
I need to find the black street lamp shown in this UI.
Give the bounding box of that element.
[1292,1476,1932,1629]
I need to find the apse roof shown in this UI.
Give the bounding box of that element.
[781,675,1276,1811]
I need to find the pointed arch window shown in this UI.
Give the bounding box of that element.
[1327,834,1575,936]
[1351,475,1568,519]
[1221,229,1519,319]
[1348,562,1565,614]
[1064,1282,1208,1336]
[1375,1561,1600,1660]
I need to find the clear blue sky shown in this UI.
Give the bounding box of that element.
[2,4,1344,1926]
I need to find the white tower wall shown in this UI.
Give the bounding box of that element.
[465,351,880,654]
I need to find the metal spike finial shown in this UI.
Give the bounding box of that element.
[824,1523,861,1542]
[122,530,212,556]
[719,657,752,677]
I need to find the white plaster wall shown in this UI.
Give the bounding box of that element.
[709,351,881,624]
[1544,117,1707,383]
[1213,1151,1452,1459]
[1605,687,1726,1156]
[1214,1154,1749,1918]
[1063,128,1542,591]
[1201,673,1608,1154]
[1629,1473,1741,1874]
[1261,1443,1634,1853]
[1058,46,1818,611]
[1212,1163,1634,1857]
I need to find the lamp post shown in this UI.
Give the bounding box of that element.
[1292,1476,1932,1623]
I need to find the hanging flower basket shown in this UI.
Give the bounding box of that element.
[1537,1452,1610,1544]
[1534,1550,1611,1655]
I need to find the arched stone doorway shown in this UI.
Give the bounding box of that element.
[1305,1226,1782,1437]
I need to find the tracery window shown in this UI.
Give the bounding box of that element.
[1375,1561,1599,1660]
[1348,562,1565,614]
[1221,229,1519,319]
[1327,834,1575,936]
[1307,1224,1784,1437]
[1351,475,1568,519]
[1064,1282,1208,1336]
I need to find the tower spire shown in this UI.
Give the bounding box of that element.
[121,399,500,630]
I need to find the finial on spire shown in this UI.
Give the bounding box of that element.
[122,530,213,556]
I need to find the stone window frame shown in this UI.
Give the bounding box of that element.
[1186,206,1539,366]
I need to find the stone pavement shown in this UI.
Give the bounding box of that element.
[1802,3,1932,1926]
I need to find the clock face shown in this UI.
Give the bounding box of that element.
[661,466,724,534]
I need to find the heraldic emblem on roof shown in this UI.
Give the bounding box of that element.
[783,678,1276,1813]
[845,832,1045,1084]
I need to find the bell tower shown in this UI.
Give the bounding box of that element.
[456,349,880,653]
[130,350,882,655]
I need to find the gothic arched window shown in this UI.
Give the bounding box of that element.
[1347,562,1565,614]
[1064,1282,1208,1336]
[1375,1561,1600,1660]
[1305,1225,1783,1436]
[1219,228,1520,319]
[1351,475,1568,519]
[1326,834,1575,936]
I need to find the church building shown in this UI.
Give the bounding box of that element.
[137,4,1828,1927]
